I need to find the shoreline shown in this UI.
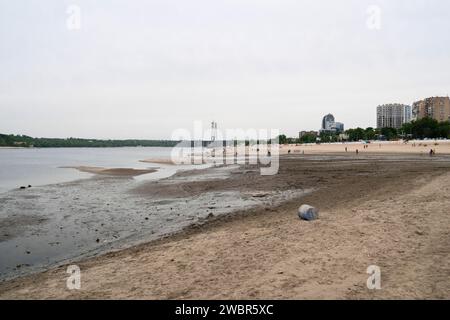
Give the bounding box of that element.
[0,161,302,282]
[62,166,157,176]
[278,140,450,155]
[1,153,450,299]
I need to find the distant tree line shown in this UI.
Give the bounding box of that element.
[4,117,449,148]
[279,118,450,144]
[0,134,180,148]
[401,117,450,139]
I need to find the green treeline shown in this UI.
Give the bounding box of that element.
[288,118,450,144]
[3,118,450,147]
[0,134,179,148]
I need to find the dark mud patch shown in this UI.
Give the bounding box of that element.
[0,215,49,241]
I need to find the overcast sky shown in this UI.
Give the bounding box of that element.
[1,0,450,139]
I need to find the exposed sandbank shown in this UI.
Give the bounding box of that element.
[63,166,157,176]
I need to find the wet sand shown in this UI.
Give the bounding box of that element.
[65,166,157,176]
[1,154,450,299]
[140,159,176,165]
[0,164,306,281]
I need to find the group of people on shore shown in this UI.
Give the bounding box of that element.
[345,144,368,154]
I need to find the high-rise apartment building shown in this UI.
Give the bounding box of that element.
[376,104,412,129]
[412,96,450,122]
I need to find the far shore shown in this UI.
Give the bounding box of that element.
[2,139,450,155]
[140,159,176,165]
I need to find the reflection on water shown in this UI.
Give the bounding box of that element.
[0,147,176,193]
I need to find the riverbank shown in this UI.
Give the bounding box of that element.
[0,162,305,281]
[279,139,450,155]
[1,154,449,299]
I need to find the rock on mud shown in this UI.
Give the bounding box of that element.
[298,205,319,221]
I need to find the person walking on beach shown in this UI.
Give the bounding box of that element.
[356,149,359,154]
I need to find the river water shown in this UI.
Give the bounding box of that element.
[0,147,177,194]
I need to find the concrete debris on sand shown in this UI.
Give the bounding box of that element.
[298,204,319,221]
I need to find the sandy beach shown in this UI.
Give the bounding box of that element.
[279,140,450,155]
[1,150,449,299]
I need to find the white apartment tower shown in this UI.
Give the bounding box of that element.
[377,104,412,129]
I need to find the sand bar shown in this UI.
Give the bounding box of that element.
[63,166,157,176]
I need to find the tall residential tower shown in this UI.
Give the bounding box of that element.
[376,104,412,129]
[412,96,450,122]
